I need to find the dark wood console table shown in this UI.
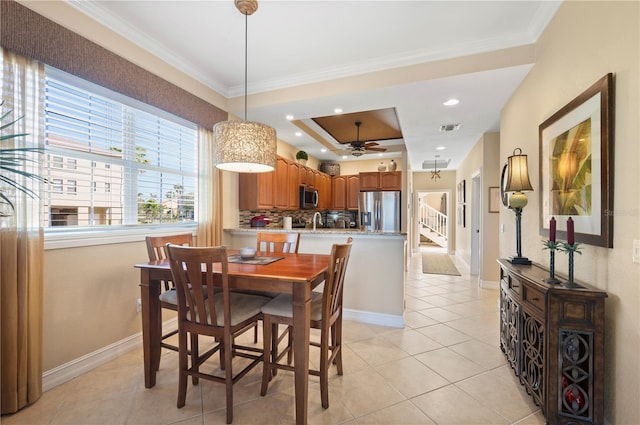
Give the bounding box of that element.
[498,259,607,425]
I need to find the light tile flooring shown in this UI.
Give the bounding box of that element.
[3,245,547,425]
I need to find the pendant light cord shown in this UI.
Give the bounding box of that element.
[244,12,248,121]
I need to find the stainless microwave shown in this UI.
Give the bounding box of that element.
[299,186,318,209]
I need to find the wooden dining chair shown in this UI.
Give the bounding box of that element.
[260,237,353,409]
[166,244,271,424]
[145,233,193,354]
[243,231,301,343]
[256,231,300,254]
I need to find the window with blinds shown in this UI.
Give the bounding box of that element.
[44,67,197,228]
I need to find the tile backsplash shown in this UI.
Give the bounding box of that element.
[239,210,358,228]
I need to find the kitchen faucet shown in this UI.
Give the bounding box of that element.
[312,212,323,231]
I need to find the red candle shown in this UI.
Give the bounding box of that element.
[567,217,575,245]
[549,217,556,242]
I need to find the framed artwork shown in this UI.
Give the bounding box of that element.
[457,204,466,227]
[457,180,466,204]
[539,73,614,248]
[489,186,500,213]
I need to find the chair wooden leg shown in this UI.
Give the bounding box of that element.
[319,325,330,409]
[271,323,279,377]
[253,323,258,343]
[260,315,273,396]
[286,325,293,365]
[224,335,234,424]
[190,334,199,385]
[335,318,343,375]
[219,338,225,370]
[177,329,188,408]
[156,309,163,371]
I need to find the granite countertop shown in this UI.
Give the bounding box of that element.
[225,227,406,236]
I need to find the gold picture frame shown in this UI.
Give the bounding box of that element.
[538,74,614,247]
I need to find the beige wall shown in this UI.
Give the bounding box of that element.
[453,133,501,282]
[500,1,639,422]
[43,241,147,371]
[481,133,501,283]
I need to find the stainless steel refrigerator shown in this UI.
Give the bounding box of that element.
[358,191,401,232]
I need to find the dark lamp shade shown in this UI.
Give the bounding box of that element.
[505,151,533,192]
[213,120,277,173]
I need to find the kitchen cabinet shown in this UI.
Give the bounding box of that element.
[359,171,401,191]
[331,175,359,210]
[317,172,332,210]
[239,156,331,211]
[287,161,300,209]
[238,168,274,209]
[274,157,289,209]
[331,176,347,210]
[498,259,606,425]
[299,165,314,187]
[346,175,359,210]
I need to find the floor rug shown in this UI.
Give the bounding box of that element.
[422,253,461,276]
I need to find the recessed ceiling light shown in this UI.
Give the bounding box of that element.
[334,108,343,114]
[378,153,383,157]
[295,132,302,136]
[286,114,294,120]
[436,146,446,150]
[342,155,348,159]
[443,98,460,106]
[321,148,327,153]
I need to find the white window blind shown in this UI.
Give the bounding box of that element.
[44,68,197,228]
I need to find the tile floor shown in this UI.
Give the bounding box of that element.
[2,245,546,425]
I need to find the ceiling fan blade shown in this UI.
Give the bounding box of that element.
[365,146,387,152]
[363,141,379,147]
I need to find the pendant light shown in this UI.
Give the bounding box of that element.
[213,0,277,173]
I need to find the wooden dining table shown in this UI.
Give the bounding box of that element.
[134,250,330,425]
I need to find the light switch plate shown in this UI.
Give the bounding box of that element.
[633,240,640,264]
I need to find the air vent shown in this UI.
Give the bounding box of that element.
[439,123,461,132]
[422,159,450,169]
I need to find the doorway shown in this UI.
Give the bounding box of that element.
[470,172,481,277]
[416,190,452,254]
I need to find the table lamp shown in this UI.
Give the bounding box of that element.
[505,148,534,265]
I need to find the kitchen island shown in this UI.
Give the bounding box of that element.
[223,228,406,327]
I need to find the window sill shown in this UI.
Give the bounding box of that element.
[44,224,197,250]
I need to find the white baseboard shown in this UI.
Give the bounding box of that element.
[343,308,404,328]
[42,318,178,392]
[42,310,403,392]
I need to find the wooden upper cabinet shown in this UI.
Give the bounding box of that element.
[358,172,379,191]
[299,166,311,187]
[359,171,401,191]
[287,161,300,209]
[346,175,360,210]
[239,169,275,209]
[317,173,331,210]
[332,175,347,210]
[274,157,289,209]
[310,170,319,189]
[380,171,402,190]
[238,157,360,211]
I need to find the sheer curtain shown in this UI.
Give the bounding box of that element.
[196,126,222,246]
[0,48,45,414]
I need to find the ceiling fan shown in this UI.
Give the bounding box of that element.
[337,121,387,157]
